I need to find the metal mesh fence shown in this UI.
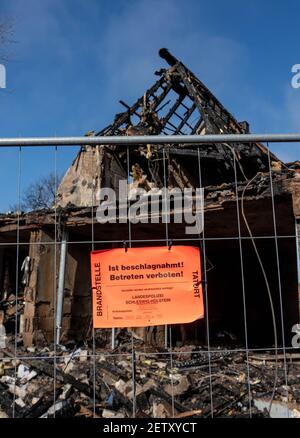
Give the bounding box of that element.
[0,137,299,419]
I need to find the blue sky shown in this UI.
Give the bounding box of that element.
[0,0,299,211]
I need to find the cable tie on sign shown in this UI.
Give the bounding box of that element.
[168,240,173,251]
[123,241,128,253]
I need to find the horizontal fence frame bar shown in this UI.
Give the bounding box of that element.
[0,133,300,147]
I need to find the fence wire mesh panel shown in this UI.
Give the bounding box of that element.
[0,136,299,419]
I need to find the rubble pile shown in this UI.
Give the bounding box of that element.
[0,335,299,418]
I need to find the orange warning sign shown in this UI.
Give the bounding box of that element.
[91,245,204,328]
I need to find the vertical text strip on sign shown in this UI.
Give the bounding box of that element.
[91,246,204,328]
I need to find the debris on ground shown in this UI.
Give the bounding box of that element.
[0,335,299,418]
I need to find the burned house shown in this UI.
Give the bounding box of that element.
[0,48,299,350]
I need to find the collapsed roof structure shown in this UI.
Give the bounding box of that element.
[0,49,299,350]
